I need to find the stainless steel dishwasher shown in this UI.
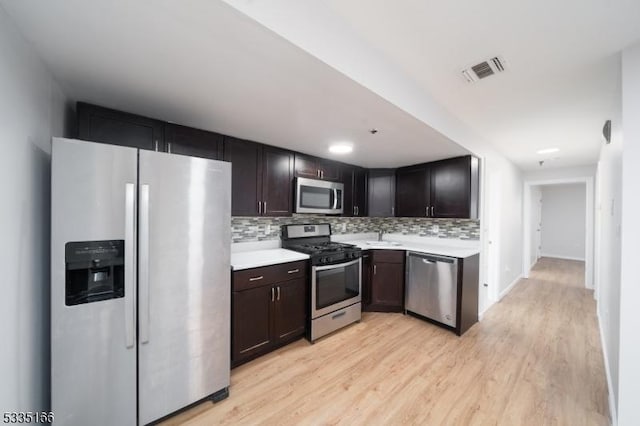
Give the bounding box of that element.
[405,251,458,327]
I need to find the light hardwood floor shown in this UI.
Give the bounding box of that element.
[163,257,608,425]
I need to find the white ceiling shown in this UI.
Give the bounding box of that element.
[226,0,640,170]
[0,0,471,168]
[5,1,640,171]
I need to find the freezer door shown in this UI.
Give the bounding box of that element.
[138,150,231,424]
[51,138,137,426]
[405,252,458,327]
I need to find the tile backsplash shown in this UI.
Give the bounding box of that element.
[231,215,480,243]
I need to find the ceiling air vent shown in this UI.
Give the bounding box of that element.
[461,56,507,83]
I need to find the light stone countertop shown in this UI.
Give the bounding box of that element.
[336,233,480,258]
[231,248,310,271]
[230,232,480,271]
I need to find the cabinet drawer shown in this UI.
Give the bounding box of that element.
[372,250,404,264]
[233,261,307,291]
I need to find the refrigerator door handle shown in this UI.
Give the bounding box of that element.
[124,183,136,349]
[139,184,151,344]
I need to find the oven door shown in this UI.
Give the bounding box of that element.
[296,177,343,214]
[311,258,361,319]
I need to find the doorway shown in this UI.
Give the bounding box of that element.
[523,177,594,288]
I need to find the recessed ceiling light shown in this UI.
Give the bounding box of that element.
[329,143,353,154]
[537,148,559,154]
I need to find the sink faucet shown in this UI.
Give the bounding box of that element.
[378,230,383,241]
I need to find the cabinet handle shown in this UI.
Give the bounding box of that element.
[362,254,369,258]
[263,201,267,214]
[271,287,275,302]
[332,311,346,319]
[391,207,395,216]
[287,269,299,274]
[258,201,262,214]
[167,142,172,154]
[356,206,359,216]
[321,170,324,179]
[374,265,377,275]
[431,206,434,217]
[425,206,429,217]
[277,286,281,301]
[154,140,159,151]
[249,276,264,281]
[317,170,320,178]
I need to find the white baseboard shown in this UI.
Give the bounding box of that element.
[597,311,617,426]
[539,253,585,262]
[498,273,523,301]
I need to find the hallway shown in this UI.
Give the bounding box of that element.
[166,258,608,425]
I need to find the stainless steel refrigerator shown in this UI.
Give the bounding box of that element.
[51,137,231,425]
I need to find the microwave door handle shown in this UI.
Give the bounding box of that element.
[332,188,338,209]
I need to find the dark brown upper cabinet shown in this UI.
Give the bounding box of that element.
[224,137,293,217]
[164,123,224,160]
[368,169,396,217]
[431,156,479,219]
[261,146,294,216]
[294,154,341,181]
[395,155,479,219]
[341,165,368,217]
[396,165,430,217]
[77,102,164,151]
[223,137,262,216]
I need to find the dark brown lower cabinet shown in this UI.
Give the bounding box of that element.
[367,250,404,312]
[232,286,272,362]
[273,279,306,340]
[361,251,372,309]
[232,261,307,367]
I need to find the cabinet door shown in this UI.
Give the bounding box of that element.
[164,123,224,160]
[319,159,341,181]
[431,156,471,218]
[273,278,306,341]
[77,102,164,151]
[396,166,429,217]
[294,154,320,179]
[224,137,261,216]
[341,166,355,217]
[232,286,273,364]
[353,168,368,216]
[361,252,372,309]
[370,262,404,311]
[368,169,396,217]
[262,147,293,216]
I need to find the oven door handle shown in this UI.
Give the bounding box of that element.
[312,257,361,272]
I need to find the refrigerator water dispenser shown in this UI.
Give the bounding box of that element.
[65,240,124,305]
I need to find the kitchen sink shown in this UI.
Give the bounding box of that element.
[365,241,402,246]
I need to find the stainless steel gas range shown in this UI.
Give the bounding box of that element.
[282,224,361,342]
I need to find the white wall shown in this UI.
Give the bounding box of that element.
[617,41,640,426]
[523,164,596,181]
[529,186,542,268]
[540,184,586,260]
[496,158,524,295]
[0,5,70,413]
[595,55,623,423]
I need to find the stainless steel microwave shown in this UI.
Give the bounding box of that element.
[295,177,344,214]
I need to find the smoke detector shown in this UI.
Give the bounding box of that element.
[461,56,507,83]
